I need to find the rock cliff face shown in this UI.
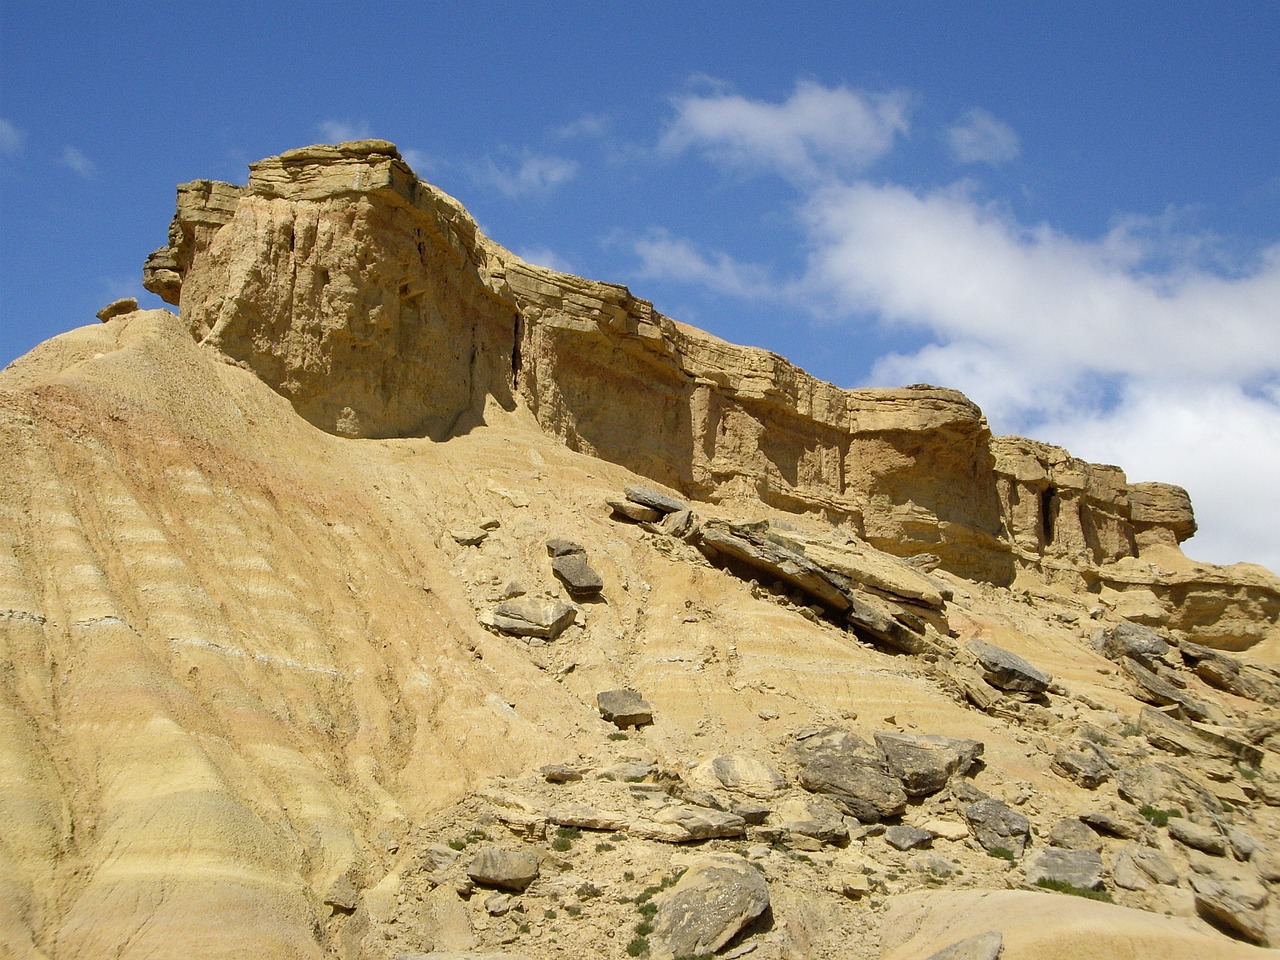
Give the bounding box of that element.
[142,140,1273,643]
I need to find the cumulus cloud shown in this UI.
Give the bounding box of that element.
[60,146,95,178]
[947,108,1020,164]
[661,80,912,182]
[317,119,371,143]
[632,230,778,299]
[0,118,24,156]
[476,151,578,197]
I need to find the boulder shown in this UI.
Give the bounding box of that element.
[596,688,653,728]
[551,552,604,597]
[95,296,140,322]
[608,499,662,523]
[968,639,1051,694]
[1168,818,1228,856]
[323,874,359,912]
[791,726,908,822]
[1191,872,1270,945]
[1122,657,1214,722]
[768,796,850,845]
[1024,848,1104,890]
[545,538,585,557]
[700,754,787,798]
[1047,817,1102,851]
[1049,741,1112,789]
[487,598,577,639]
[961,797,1031,858]
[1079,807,1142,840]
[630,804,747,843]
[651,855,770,958]
[449,525,489,546]
[885,824,934,851]
[1096,622,1171,667]
[466,846,540,892]
[538,764,583,784]
[624,484,687,515]
[874,732,984,796]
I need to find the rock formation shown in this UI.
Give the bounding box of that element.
[1,140,1279,959]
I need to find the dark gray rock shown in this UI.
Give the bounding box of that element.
[968,639,1051,694]
[791,726,907,822]
[651,854,770,958]
[551,552,604,597]
[467,846,540,891]
[1024,848,1103,889]
[770,796,850,845]
[545,538,586,557]
[624,484,687,515]
[874,732,984,797]
[488,598,577,639]
[962,796,1031,858]
[1122,657,1214,722]
[596,688,653,728]
[1096,623,1171,667]
[922,931,1002,960]
[885,824,934,851]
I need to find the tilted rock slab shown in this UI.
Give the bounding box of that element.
[791,726,907,822]
[874,732,984,797]
[652,854,769,958]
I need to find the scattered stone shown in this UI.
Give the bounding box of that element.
[1130,845,1179,886]
[768,796,850,845]
[1168,818,1228,856]
[623,484,687,515]
[1122,658,1213,722]
[874,732,984,796]
[885,825,934,851]
[484,892,513,916]
[323,874,359,913]
[655,508,698,540]
[731,801,772,825]
[1138,707,1264,766]
[922,930,1003,960]
[630,804,747,842]
[791,726,908,822]
[829,872,871,899]
[968,639,1051,694]
[1047,817,1102,851]
[546,803,629,832]
[1024,848,1103,890]
[651,854,770,958]
[702,754,787,798]
[961,796,1032,858]
[539,764,583,784]
[598,760,656,781]
[466,846,540,892]
[1191,872,1270,944]
[449,525,489,546]
[1096,623,1170,667]
[546,539,585,557]
[1050,741,1112,789]
[922,818,970,842]
[96,296,139,322]
[551,552,604,597]
[487,598,577,639]
[596,689,653,728]
[1117,762,1226,822]
[608,499,662,523]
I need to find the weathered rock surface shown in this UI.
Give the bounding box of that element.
[874,732,984,796]
[961,796,1032,858]
[696,754,787,798]
[968,639,1051,693]
[922,931,1003,960]
[466,846,540,891]
[596,689,653,728]
[1024,848,1104,890]
[486,597,577,638]
[1190,872,1270,944]
[792,727,908,822]
[651,855,770,958]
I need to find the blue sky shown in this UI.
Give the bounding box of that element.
[2,2,1279,572]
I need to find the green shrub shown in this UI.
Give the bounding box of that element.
[608,732,629,741]
[1138,805,1182,827]
[447,838,467,851]
[637,900,658,918]
[626,935,649,957]
[1035,877,1115,903]
[595,841,615,852]
[987,846,1016,862]
[551,836,572,852]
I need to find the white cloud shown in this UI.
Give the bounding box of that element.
[318,119,371,143]
[555,113,609,140]
[0,118,24,156]
[515,246,575,274]
[661,79,912,182]
[947,108,1020,164]
[60,146,95,178]
[632,230,777,299]
[477,151,578,197]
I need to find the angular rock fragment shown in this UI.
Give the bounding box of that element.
[466,846,540,891]
[791,726,907,822]
[630,804,746,842]
[551,552,604,597]
[874,732,984,796]
[1024,848,1103,889]
[624,484,687,515]
[767,796,850,845]
[885,824,934,851]
[1122,657,1214,721]
[1050,741,1112,788]
[1047,817,1102,851]
[961,796,1031,858]
[545,538,586,557]
[700,754,787,798]
[651,855,769,958]
[1168,817,1228,856]
[596,688,653,728]
[450,525,489,546]
[607,498,662,523]
[539,763,583,783]
[487,598,577,639]
[698,520,852,612]
[1138,707,1264,766]
[323,874,359,913]
[1191,873,1270,944]
[1095,622,1171,667]
[968,639,1051,694]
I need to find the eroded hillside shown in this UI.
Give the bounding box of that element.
[2,141,1280,960]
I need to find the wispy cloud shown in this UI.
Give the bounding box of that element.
[632,230,777,299]
[946,108,1020,165]
[661,79,912,183]
[0,118,24,156]
[317,119,371,143]
[554,113,610,140]
[476,151,578,197]
[60,146,95,178]
[515,246,575,274]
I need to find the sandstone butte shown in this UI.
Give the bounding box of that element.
[2,138,1279,960]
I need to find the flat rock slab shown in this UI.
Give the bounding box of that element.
[596,688,653,728]
[630,804,747,842]
[923,931,1003,960]
[874,732,984,796]
[487,598,577,639]
[1096,622,1171,666]
[466,846,540,891]
[624,484,687,515]
[968,639,1051,693]
[1168,817,1228,856]
[551,552,604,596]
[699,754,787,798]
[1024,848,1104,889]
[1191,873,1270,944]
[769,796,850,844]
[792,726,907,822]
[652,854,770,958]
[886,824,934,851]
[1050,742,1111,789]
[608,499,662,523]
